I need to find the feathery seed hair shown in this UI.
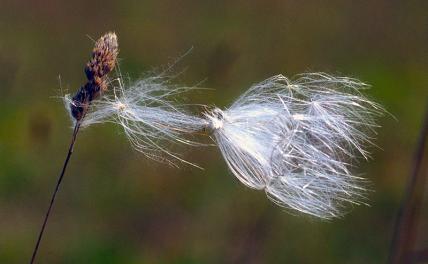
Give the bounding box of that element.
[82,74,208,167]
[76,71,383,219]
[204,74,383,218]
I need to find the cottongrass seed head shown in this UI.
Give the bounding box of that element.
[205,73,384,219]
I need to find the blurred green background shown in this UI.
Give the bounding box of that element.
[0,0,427,263]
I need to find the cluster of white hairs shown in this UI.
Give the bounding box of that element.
[65,73,208,167]
[64,72,383,219]
[205,74,383,218]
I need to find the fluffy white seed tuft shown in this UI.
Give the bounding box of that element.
[77,75,208,167]
[206,73,383,219]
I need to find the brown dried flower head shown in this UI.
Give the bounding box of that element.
[71,32,119,121]
[85,33,118,87]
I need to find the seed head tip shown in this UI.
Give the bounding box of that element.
[85,32,119,82]
[70,31,119,121]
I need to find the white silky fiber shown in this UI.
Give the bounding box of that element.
[205,73,383,218]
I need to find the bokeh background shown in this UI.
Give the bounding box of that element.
[1,0,427,263]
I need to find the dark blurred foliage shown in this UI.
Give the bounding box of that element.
[0,0,427,263]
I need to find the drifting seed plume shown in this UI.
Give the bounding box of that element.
[74,71,384,218]
[205,73,384,218]
[70,32,119,121]
[81,74,208,167]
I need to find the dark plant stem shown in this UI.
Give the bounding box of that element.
[30,122,81,264]
[28,32,117,263]
[389,102,428,263]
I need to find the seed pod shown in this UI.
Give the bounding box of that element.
[70,32,119,121]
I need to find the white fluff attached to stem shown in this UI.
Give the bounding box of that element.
[63,70,383,219]
[205,73,384,219]
[69,74,208,168]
